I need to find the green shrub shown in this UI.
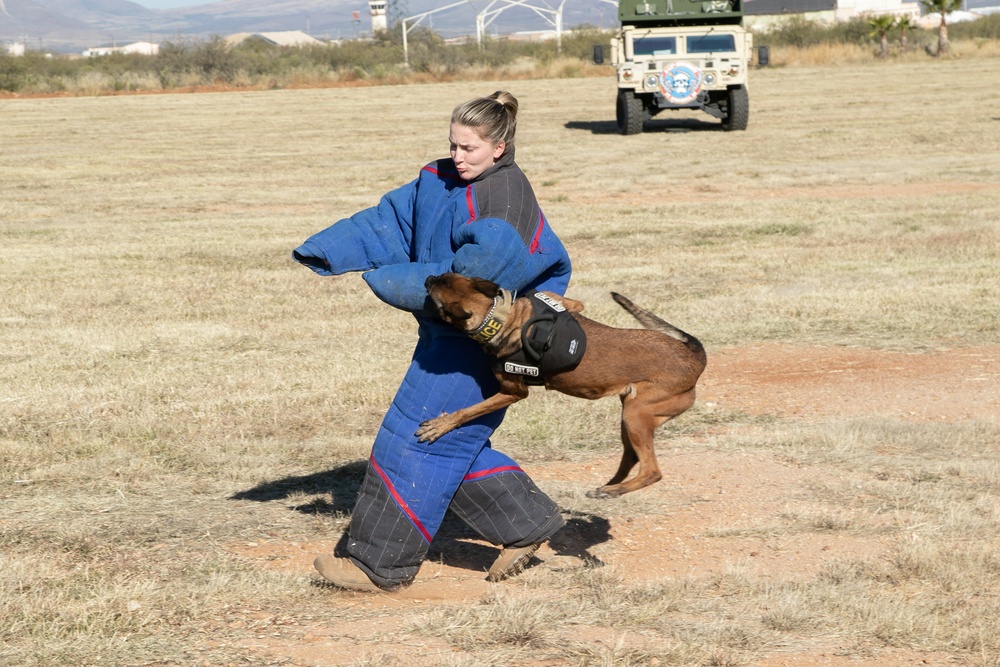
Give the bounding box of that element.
[754,16,875,47]
[950,13,1000,40]
[0,52,28,92]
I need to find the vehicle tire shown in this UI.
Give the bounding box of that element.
[616,90,644,135]
[721,85,749,131]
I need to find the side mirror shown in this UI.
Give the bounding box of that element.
[757,45,770,67]
[593,45,604,65]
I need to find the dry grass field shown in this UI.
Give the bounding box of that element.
[2,55,1000,667]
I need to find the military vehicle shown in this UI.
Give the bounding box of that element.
[594,0,754,134]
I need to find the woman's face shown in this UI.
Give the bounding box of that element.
[450,123,505,181]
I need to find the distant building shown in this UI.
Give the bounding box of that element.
[370,1,388,33]
[916,9,988,26]
[6,42,26,56]
[83,42,159,57]
[745,0,920,28]
[224,31,324,48]
[506,29,560,41]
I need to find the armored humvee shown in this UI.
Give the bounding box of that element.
[594,0,753,134]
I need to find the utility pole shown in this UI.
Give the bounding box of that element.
[389,0,409,29]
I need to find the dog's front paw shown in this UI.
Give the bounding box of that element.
[415,415,451,443]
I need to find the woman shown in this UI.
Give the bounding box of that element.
[293,91,572,591]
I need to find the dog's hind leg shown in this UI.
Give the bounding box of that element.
[590,385,696,498]
[586,390,639,499]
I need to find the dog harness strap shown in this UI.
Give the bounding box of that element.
[521,312,558,363]
[498,293,587,384]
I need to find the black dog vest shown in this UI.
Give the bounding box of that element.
[497,292,587,385]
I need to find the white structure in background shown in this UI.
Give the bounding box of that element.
[743,0,922,29]
[83,41,159,57]
[916,9,985,26]
[401,0,471,65]
[400,0,570,65]
[370,1,388,32]
[833,0,920,20]
[476,0,566,46]
[6,42,26,56]
[224,31,323,47]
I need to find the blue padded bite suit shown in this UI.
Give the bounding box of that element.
[293,150,570,588]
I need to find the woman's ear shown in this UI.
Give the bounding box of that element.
[492,141,506,160]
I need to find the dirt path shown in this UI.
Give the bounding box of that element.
[229,344,1000,666]
[701,343,1000,424]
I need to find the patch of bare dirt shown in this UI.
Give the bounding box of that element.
[701,343,1000,423]
[227,344,999,666]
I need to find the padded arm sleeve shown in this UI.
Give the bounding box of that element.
[452,218,548,291]
[362,218,548,312]
[292,184,416,276]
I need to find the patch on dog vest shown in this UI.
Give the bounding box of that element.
[503,361,540,377]
[497,293,587,385]
[471,315,505,344]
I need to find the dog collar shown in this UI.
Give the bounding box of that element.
[469,289,513,344]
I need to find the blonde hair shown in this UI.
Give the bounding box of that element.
[451,91,518,151]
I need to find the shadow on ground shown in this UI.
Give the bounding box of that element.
[230,459,368,515]
[565,117,722,134]
[231,461,613,573]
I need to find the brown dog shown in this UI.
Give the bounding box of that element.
[417,273,707,498]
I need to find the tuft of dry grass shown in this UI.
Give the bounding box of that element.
[1,56,999,665]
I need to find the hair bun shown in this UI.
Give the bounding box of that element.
[491,91,519,121]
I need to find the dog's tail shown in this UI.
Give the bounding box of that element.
[610,292,705,356]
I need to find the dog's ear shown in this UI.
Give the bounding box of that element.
[470,277,501,299]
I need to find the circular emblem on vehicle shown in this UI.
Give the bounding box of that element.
[660,62,703,104]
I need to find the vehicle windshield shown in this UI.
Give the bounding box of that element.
[686,34,736,53]
[632,35,676,56]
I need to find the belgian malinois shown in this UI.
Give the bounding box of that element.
[418,273,707,498]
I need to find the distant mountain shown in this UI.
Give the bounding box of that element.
[0,0,618,53]
[154,0,375,41]
[148,0,617,43]
[1,0,91,43]
[31,0,156,21]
